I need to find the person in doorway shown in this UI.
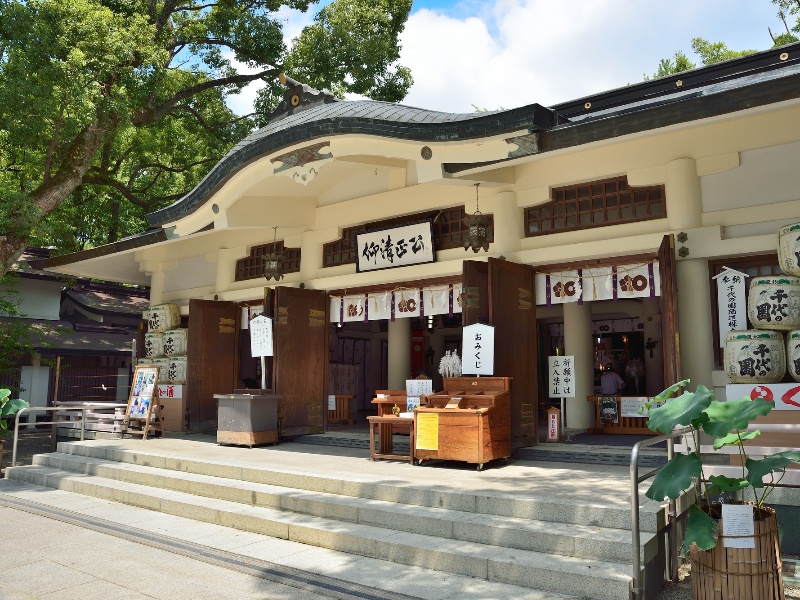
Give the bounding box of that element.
[600,363,625,396]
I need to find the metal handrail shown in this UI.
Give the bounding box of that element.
[11,406,89,469]
[630,427,696,600]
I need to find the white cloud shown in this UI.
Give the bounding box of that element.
[226,0,782,116]
[399,0,781,113]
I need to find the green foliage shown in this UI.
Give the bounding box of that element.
[644,51,696,80]
[690,38,758,65]
[277,0,413,101]
[645,381,800,555]
[0,387,30,439]
[0,0,412,266]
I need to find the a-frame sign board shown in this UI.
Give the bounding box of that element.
[123,365,163,440]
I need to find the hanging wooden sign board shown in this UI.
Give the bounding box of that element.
[123,365,163,440]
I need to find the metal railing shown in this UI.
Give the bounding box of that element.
[630,427,696,600]
[11,406,89,469]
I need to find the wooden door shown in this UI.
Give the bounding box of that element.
[273,287,328,435]
[659,235,681,387]
[462,258,538,448]
[187,299,240,424]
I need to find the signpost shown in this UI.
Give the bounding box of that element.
[249,315,274,389]
[548,355,575,439]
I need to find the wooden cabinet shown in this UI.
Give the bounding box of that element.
[414,377,511,470]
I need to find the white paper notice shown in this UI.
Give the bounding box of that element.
[722,504,755,549]
[328,395,337,411]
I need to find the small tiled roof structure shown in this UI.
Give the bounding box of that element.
[64,283,149,317]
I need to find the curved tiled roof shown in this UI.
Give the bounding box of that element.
[146,99,556,226]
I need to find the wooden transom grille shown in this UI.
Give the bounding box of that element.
[525,176,665,236]
[235,242,301,281]
[323,208,494,268]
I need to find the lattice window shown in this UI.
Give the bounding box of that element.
[235,242,301,281]
[434,207,494,250]
[322,208,494,267]
[525,176,666,237]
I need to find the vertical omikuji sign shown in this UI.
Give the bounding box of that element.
[461,323,494,375]
[355,222,436,272]
[548,356,575,398]
[713,267,747,347]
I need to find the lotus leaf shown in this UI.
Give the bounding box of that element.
[706,475,750,494]
[683,505,718,554]
[745,451,800,488]
[712,430,760,451]
[645,452,702,501]
[702,397,774,438]
[647,385,713,434]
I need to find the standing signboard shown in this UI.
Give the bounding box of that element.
[249,314,273,390]
[124,365,162,440]
[548,355,575,437]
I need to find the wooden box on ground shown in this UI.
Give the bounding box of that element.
[414,377,511,470]
[214,393,279,447]
[157,385,187,432]
[328,395,353,424]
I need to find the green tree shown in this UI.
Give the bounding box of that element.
[0,0,413,271]
[645,0,800,81]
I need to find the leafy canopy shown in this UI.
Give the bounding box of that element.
[0,0,413,270]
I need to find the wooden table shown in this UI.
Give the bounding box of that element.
[367,415,415,463]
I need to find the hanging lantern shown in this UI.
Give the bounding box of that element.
[463,183,490,253]
[263,227,284,281]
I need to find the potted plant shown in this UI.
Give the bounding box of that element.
[0,388,29,471]
[645,379,800,599]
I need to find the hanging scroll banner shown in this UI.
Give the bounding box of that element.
[713,267,748,348]
[462,323,494,375]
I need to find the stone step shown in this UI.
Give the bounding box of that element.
[55,441,666,533]
[29,452,657,565]
[6,464,634,600]
[0,479,587,600]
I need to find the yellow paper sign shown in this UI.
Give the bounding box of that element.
[416,413,439,450]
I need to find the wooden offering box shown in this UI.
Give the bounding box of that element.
[414,377,511,471]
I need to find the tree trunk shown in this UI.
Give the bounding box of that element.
[0,117,111,277]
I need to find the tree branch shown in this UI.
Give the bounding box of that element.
[132,68,279,125]
[170,103,254,133]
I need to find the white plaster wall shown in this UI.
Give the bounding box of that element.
[162,255,217,293]
[4,279,62,320]
[701,141,800,213]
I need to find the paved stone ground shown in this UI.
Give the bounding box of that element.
[1,430,54,474]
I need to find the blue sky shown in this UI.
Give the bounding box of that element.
[229,0,790,115]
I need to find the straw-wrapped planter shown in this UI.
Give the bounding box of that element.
[644,380,800,600]
[690,503,783,600]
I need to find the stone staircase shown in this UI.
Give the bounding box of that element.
[4,440,673,600]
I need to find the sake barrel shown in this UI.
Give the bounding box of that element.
[152,358,171,384]
[724,330,786,384]
[162,328,188,356]
[144,332,164,358]
[166,356,188,384]
[788,331,800,383]
[144,303,180,333]
[747,275,800,331]
[778,222,800,276]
